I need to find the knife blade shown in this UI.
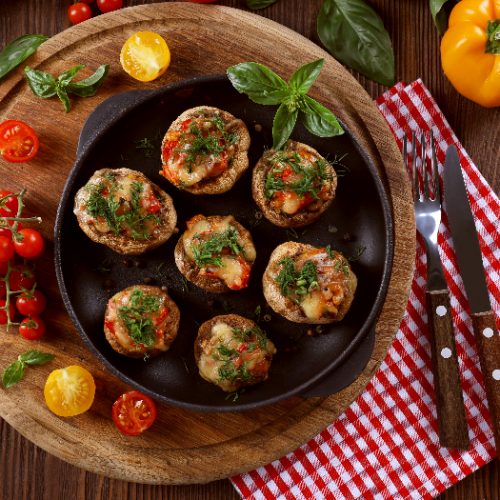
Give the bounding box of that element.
[443,144,500,450]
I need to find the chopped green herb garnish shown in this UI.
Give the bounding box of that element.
[276,257,319,300]
[135,137,155,157]
[325,245,333,258]
[191,227,244,268]
[118,289,161,348]
[176,116,237,172]
[264,151,333,200]
[86,178,160,240]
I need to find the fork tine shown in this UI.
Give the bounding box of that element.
[430,129,440,201]
[411,132,418,201]
[421,131,430,199]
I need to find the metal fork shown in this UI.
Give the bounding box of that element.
[403,131,469,449]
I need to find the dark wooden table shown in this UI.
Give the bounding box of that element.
[0,1,498,498]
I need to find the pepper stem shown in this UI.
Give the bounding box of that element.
[486,20,500,54]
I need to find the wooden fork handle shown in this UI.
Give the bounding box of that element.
[427,289,470,449]
[471,311,500,451]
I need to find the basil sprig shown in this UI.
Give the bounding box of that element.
[246,0,278,9]
[317,0,395,86]
[2,350,55,389]
[0,34,48,81]
[227,59,343,150]
[24,64,109,112]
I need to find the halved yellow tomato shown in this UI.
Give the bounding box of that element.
[44,365,96,417]
[120,31,171,82]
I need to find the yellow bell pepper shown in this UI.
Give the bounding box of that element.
[441,0,500,108]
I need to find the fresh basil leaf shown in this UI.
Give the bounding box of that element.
[56,86,71,112]
[0,34,48,81]
[317,0,395,86]
[19,350,55,366]
[246,0,277,9]
[2,360,25,389]
[301,95,344,137]
[272,103,298,150]
[57,64,85,86]
[227,62,290,105]
[24,66,57,98]
[66,64,109,97]
[289,59,324,95]
[429,0,457,34]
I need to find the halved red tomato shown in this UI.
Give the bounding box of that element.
[0,120,39,163]
[112,390,157,436]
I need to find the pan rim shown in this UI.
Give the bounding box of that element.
[54,74,394,412]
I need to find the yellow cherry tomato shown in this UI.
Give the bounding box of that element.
[44,365,96,417]
[120,31,171,82]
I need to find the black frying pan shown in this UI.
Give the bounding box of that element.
[54,75,393,412]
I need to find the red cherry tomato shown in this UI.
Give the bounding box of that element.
[0,281,6,299]
[112,390,157,436]
[19,316,46,340]
[0,299,15,325]
[13,228,44,259]
[96,0,123,13]
[0,236,14,262]
[9,264,36,291]
[0,222,22,239]
[0,261,7,276]
[0,120,39,163]
[0,190,18,218]
[68,3,92,25]
[16,290,47,317]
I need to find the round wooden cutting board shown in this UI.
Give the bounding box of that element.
[0,3,414,484]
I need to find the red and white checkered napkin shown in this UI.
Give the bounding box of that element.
[231,79,500,499]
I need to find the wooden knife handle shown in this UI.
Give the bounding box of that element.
[427,289,469,449]
[471,311,500,452]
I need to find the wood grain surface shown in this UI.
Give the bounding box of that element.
[0,0,414,485]
[0,0,498,499]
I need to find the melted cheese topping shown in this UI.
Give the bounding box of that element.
[80,171,161,239]
[105,290,169,354]
[198,321,276,392]
[161,116,236,187]
[295,250,349,321]
[182,216,256,289]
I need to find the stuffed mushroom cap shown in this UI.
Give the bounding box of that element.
[74,168,177,255]
[263,242,357,324]
[104,285,180,358]
[194,314,276,392]
[160,106,250,195]
[252,140,337,228]
[174,214,256,293]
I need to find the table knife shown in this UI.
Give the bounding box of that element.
[443,145,500,451]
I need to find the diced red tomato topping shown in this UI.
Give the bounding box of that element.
[154,307,169,326]
[105,319,115,334]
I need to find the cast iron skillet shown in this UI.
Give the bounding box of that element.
[54,75,393,412]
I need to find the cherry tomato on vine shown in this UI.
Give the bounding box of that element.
[0,260,8,276]
[19,316,46,340]
[0,120,39,163]
[97,0,123,13]
[112,390,157,435]
[0,299,15,325]
[0,236,14,262]
[0,190,18,218]
[13,228,44,259]
[68,3,93,25]
[9,264,36,291]
[16,290,47,317]
[0,281,6,299]
[0,222,22,240]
